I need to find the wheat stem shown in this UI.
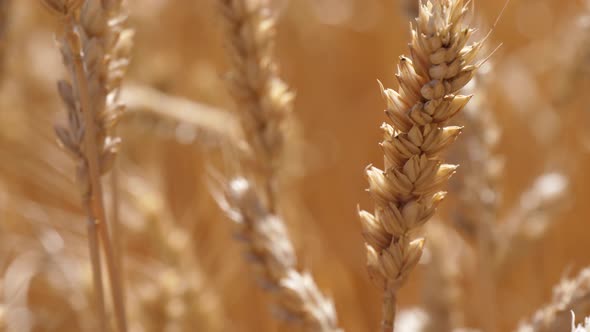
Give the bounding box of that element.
[65,17,127,332]
[85,212,108,332]
[381,291,397,332]
[110,163,125,308]
[121,84,240,145]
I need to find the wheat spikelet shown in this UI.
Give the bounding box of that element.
[41,0,133,330]
[517,268,590,332]
[359,1,483,330]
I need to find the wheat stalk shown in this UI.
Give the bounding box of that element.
[121,83,241,145]
[517,268,590,332]
[359,1,483,331]
[41,0,133,331]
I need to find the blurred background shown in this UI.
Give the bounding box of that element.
[1,0,590,331]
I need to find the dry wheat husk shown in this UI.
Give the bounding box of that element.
[358,1,483,331]
[517,268,590,332]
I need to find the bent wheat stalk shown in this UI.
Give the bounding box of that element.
[42,0,133,331]
[219,178,340,331]
[121,83,241,144]
[359,1,483,331]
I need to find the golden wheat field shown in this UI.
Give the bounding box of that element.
[2,0,590,331]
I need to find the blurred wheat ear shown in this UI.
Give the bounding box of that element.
[41,0,133,331]
[359,1,484,331]
[214,0,341,330]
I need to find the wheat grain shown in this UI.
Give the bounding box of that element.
[359,1,483,330]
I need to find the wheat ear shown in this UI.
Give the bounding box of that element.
[517,268,590,332]
[218,0,293,210]
[216,0,340,330]
[41,1,133,331]
[359,1,482,331]
[219,178,340,331]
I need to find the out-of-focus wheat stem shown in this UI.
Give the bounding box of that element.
[110,164,124,306]
[359,1,483,330]
[121,84,240,144]
[382,291,397,332]
[65,19,127,332]
[85,212,108,332]
[42,0,133,330]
